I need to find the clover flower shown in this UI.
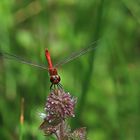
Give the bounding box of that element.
[45,89,77,121]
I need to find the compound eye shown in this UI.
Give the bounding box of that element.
[50,75,56,83]
[56,75,61,82]
[50,75,61,84]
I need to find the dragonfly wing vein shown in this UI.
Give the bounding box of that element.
[54,40,99,68]
[0,51,48,70]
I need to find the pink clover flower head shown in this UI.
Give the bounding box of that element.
[45,89,77,121]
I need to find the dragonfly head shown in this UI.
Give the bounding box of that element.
[48,68,61,84]
[50,75,61,84]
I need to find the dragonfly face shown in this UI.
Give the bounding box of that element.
[48,68,61,85]
[50,75,61,84]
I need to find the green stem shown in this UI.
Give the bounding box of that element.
[19,123,23,140]
[76,0,105,126]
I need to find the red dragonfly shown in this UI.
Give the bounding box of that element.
[0,40,99,89]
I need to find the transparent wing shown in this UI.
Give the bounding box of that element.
[54,39,99,68]
[0,51,48,70]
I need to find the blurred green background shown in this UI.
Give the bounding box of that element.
[0,0,140,140]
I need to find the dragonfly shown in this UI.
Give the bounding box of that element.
[0,40,99,89]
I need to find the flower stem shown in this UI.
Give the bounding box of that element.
[55,120,66,140]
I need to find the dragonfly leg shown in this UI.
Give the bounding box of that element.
[50,84,57,90]
[50,83,63,90]
[50,83,54,90]
[57,83,63,89]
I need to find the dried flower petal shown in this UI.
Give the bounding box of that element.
[40,120,57,135]
[71,127,87,140]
